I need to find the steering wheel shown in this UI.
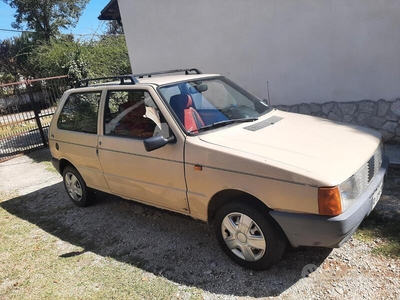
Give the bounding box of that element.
[221,103,236,114]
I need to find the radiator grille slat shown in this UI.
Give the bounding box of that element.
[353,144,383,196]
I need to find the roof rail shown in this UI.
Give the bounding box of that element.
[75,68,203,88]
[76,75,138,88]
[134,68,202,78]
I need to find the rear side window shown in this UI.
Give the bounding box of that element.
[57,92,101,133]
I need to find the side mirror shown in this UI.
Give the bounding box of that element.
[143,135,175,152]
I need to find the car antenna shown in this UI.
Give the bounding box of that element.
[267,81,271,106]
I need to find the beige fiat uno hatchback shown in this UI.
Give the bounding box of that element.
[49,69,388,270]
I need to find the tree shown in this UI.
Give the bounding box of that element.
[105,20,124,35]
[28,35,131,81]
[0,33,37,78]
[84,35,131,76]
[28,37,85,79]
[2,0,89,42]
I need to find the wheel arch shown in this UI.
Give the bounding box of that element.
[59,158,74,175]
[207,189,272,224]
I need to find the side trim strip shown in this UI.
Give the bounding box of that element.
[51,139,97,149]
[99,147,183,164]
[52,139,183,164]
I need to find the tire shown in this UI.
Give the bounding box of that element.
[214,201,286,270]
[62,165,94,207]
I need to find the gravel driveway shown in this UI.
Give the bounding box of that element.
[0,148,399,299]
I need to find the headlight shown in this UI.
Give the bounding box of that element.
[339,176,360,211]
[339,162,368,211]
[319,142,381,216]
[319,164,368,216]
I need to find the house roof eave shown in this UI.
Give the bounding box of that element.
[98,0,121,21]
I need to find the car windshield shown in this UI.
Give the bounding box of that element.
[158,77,271,133]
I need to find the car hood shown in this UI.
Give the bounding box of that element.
[198,110,381,186]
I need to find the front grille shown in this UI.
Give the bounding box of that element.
[373,144,383,176]
[353,143,383,195]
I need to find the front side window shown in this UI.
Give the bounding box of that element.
[158,77,271,133]
[104,90,160,139]
[57,92,101,133]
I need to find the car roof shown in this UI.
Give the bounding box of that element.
[137,74,220,86]
[74,73,221,90]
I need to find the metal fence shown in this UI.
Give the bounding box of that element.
[0,75,69,162]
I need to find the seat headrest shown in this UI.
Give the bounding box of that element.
[170,94,194,123]
[185,95,193,108]
[170,94,193,108]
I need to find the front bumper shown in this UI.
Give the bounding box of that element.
[269,156,389,248]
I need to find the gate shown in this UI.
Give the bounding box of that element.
[0,75,69,162]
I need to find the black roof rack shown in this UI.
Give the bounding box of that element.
[76,75,138,88]
[75,68,203,88]
[134,68,202,78]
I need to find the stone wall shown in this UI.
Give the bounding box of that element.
[274,99,400,144]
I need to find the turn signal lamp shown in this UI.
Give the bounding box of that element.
[318,187,342,216]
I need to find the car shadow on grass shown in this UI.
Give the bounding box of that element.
[1,183,332,297]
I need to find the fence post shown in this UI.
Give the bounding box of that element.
[26,82,48,147]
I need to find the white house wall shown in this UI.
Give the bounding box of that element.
[118,0,400,106]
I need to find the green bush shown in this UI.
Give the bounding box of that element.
[28,35,131,82]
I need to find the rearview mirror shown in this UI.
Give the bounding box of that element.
[196,83,208,92]
[143,135,175,152]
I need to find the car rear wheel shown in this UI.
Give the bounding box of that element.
[62,166,93,207]
[214,201,285,270]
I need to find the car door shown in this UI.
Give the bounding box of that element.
[97,87,188,213]
[50,90,109,192]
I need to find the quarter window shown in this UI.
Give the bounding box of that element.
[57,92,101,133]
[104,90,159,139]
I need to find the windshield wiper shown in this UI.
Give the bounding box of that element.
[192,117,258,133]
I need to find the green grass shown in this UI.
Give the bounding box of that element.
[355,168,400,258]
[0,116,52,137]
[0,123,38,136]
[0,192,203,299]
[41,161,58,173]
[355,212,400,258]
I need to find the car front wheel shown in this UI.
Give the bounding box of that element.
[215,201,286,270]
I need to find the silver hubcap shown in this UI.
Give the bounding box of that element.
[221,212,266,261]
[65,172,83,202]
